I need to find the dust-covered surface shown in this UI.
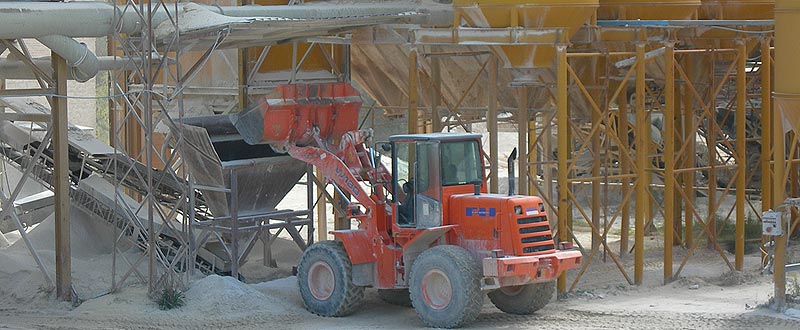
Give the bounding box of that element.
[2,208,799,330]
[2,115,800,330]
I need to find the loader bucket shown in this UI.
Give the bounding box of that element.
[231,82,362,149]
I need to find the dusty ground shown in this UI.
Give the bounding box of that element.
[2,112,799,329]
[2,208,799,330]
[0,264,798,330]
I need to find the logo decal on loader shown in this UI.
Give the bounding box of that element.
[466,207,496,217]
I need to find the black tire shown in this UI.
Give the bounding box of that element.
[297,240,364,316]
[409,245,483,328]
[487,281,555,315]
[377,289,412,307]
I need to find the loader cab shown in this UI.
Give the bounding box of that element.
[388,133,485,228]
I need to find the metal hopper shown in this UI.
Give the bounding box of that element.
[453,0,599,68]
[175,115,307,219]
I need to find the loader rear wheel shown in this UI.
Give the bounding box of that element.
[488,281,555,315]
[378,289,412,307]
[409,245,482,328]
[297,240,364,316]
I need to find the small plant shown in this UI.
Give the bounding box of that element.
[157,284,185,310]
[788,276,800,304]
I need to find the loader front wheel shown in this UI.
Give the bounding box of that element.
[488,281,555,315]
[409,245,482,328]
[297,240,364,316]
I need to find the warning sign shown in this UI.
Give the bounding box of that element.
[762,210,783,236]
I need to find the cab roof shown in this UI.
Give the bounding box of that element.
[388,132,482,142]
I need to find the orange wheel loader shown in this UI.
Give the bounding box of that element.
[234,82,581,328]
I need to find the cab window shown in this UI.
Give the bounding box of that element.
[440,141,481,186]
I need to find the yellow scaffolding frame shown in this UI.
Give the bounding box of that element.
[398,16,786,294]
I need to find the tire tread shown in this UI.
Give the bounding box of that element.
[297,240,364,317]
[409,245,483,328]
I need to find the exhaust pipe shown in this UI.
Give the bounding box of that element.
[508,148,517,196]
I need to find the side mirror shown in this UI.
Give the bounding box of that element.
[376,142,391,152]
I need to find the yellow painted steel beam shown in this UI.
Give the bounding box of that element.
[618,80,630,253]
[408,49,419,134]
[238,47,248,110]
[528,113,536,196]
[773,0,799,310]
[431,58,442,133]
[663,43,675,284]
[52,52,71,301]
[760,37,772,269]
[591,58,602,253]
[707,57,718,251]
[673,67,683,247]
[518,86,528,196]
[682,56,695,247]
[488,56,499,193]
[556,46,569,294]
[735,40,747,271]
[634,43,646,286]
[568,51,639,58]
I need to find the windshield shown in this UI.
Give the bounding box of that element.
[440,140,481,186]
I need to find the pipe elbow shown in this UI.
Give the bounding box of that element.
[36,34,99,83]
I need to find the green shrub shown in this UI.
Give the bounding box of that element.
[157,285,185,310]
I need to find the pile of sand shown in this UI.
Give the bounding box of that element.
[184,274,296,318]
[0,207,118,307]
[71,275,304,328]
[716,270,757,287]
[252,276,307,314]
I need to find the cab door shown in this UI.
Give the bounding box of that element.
[414,141,442,228]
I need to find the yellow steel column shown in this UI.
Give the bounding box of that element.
[488,57,499,193]
[53,53,71,301]
[735,41,747,270]
[431,58,442,133]
[634,43,647,285]
[619,80,630,253]
[673,68,683,246]
[408,49,419,134]
[556,46,569,293]
[518,86,529,196]
[760,37,773,270]
[761,38,772,214]
[529,112,537,195]
[664,44,675,283]
[708,55,718,250]
[683,56,695,247]
[773,0,800,309]
[591,63,602,252]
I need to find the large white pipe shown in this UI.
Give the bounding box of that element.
[0,2,140,38]
[0,56,143,80]
[36,35,98,83]
[0,1,452,82]
[0,2,451,39]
